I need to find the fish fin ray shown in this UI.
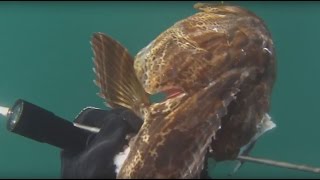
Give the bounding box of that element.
[91,32,150,115]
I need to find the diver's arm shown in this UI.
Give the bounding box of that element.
[60,107,142,179]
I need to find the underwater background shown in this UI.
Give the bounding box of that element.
[0,1,319,178]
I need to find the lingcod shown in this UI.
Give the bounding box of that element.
[90,2,276,179]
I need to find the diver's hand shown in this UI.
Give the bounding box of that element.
[60,107,142,179]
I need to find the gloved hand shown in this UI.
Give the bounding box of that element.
[60,107,143,179]
[60,107,211,179]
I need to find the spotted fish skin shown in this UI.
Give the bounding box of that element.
[116,3,276,179]
[134,3,275,97]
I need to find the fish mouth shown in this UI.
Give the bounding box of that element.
[162,87,185,100]
[148,86,186,106]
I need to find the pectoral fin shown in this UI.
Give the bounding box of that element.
[91,32,150,116]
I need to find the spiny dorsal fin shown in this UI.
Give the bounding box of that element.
[91,32,150,116]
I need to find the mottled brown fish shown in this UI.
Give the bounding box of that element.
[91,2,276,179]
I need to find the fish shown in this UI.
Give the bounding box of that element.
[90,2,276,179]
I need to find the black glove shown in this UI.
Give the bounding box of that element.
[60,107,142,179]
[60,107,211,179]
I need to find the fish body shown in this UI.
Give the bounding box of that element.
[91,3,276,179]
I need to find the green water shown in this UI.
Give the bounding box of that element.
[0,1,319,178]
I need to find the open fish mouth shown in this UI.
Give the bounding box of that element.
[162,87,185,100]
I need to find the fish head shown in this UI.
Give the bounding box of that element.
[133,3,275,107]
